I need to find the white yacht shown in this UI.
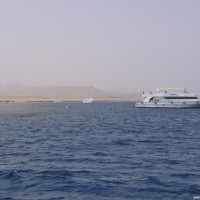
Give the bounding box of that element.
[82,98,95,103]
[135,88,200,108]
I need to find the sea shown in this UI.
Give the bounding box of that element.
[0,102,200,200]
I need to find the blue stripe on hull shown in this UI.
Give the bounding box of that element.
[135,102,200,108]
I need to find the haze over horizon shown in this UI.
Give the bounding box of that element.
[0,0,200,93]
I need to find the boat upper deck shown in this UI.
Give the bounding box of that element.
[142,88,198,98]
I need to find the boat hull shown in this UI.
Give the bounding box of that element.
[135,102,200,108]
[82,98,95,103]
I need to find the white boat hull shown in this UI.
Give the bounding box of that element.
[82,98,95,103]
[135,102,200,108]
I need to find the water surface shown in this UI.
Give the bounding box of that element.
[0,102,200,200]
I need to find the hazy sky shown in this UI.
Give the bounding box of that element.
[0,0,200,92]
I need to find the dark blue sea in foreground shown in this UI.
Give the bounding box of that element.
[0,102,200,200]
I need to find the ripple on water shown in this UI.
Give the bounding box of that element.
[0,103,200,200]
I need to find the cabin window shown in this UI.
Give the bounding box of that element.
[165,97,197,99]
[149,97,155,101]
[150,97,160,102]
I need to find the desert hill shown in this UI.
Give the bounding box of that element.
[0,84,140,102]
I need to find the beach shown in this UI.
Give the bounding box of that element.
[0,96,138,103]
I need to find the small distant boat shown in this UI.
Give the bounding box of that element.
[135,88,200,108]
[82,98,95,103]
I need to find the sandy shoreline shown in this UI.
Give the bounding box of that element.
[0,96,137,103]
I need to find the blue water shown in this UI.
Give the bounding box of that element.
[0,102,200,200]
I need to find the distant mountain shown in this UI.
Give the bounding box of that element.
[0,84,140,100]
[0,82,26,91]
